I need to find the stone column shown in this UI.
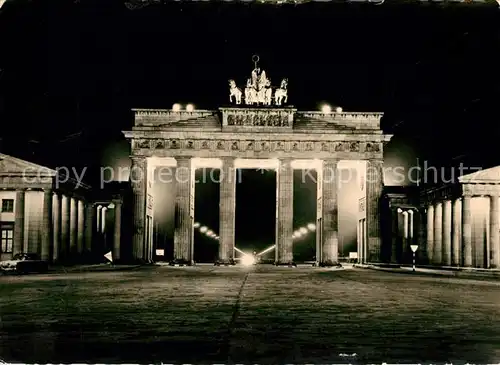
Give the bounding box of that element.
[77,200,84,254]
[433,202,443,265]
[451,198,461,266]
[442,200,452,266]
[489,195,499,268]
[219,157,236,263]
[276,158,294,264]
[113,200,122,262]
[41,189,53,262]
[322,159,339,265]
[61,195,70,259]
[131,156,146,261]
[390,208,398,263]
[84,203,94,252]
[69,197,78,255]
[366,159,384,263]
[96,205,102,233]
[13,189,25,256]
[52,193,61,262]
[174,157,193,263]
[462,194,473,267]
[426,204,434,263]
[402,211,409,263]
[417,208,428,264]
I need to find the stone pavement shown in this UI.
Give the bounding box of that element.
[1,265,499,363]
[49,263,141,273]
[356,263,500,279]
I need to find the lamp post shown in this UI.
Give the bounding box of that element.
[410,244,419,272]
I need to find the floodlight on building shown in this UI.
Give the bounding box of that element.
[200,226,208,233]
[336,106,343,113]
[321,104,332,114]
[397,208,403,213]
[194,222,200,228]
[307,223,316,231]
[299,227,308,235]
[186,104,194,112]
[107,202,115,209]
[172,103,181,111]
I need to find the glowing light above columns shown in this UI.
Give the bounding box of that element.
[172,103,181,111]
[186,104,194,112]
[321,104,332,113]
[200,226,208,233]
[194,222,200,228]
[307,223,316,231]
[299,227,308,235]
[294,230,302,238]
[336,106,343,113]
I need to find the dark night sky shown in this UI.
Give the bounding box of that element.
[0,0,499,257]
[1,0,499,171]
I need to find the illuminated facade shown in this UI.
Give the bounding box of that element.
[0,153,99,263]
[123,59,392,265]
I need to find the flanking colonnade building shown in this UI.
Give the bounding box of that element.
[384,167,500,269]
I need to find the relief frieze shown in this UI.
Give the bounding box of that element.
[226,111,290,127]
[350,142,360,152]
[201,141,209,150]
[231,141,239,151]
[335,142,346,152]
[154,140,165,149]
[217,141,225,150]
[136,139,150,149]
[365,142,380,152]
[170,139,180,149]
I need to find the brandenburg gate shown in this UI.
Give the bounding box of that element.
[123,58,392,265]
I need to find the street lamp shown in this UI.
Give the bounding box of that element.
[336,106,343,113]
[307,223,316,231]
[172,103,181,111]
[194,222,200,228]
[410,244,419,272]
[321,104,332,114]
[186,104,194,112]
[200,226,208,233]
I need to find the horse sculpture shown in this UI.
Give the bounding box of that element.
[275,78,288,106]
[244,79,257,105]
[229,79,242,105]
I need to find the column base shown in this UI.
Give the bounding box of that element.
[274,261,297,267]
[214,259,236,266]
[318,260,342,267]
[168,259,195,266]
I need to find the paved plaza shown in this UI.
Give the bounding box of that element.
[1,265,499,363]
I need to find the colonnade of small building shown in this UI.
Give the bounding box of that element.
[424,194,500,268]
[5,188,123,263]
